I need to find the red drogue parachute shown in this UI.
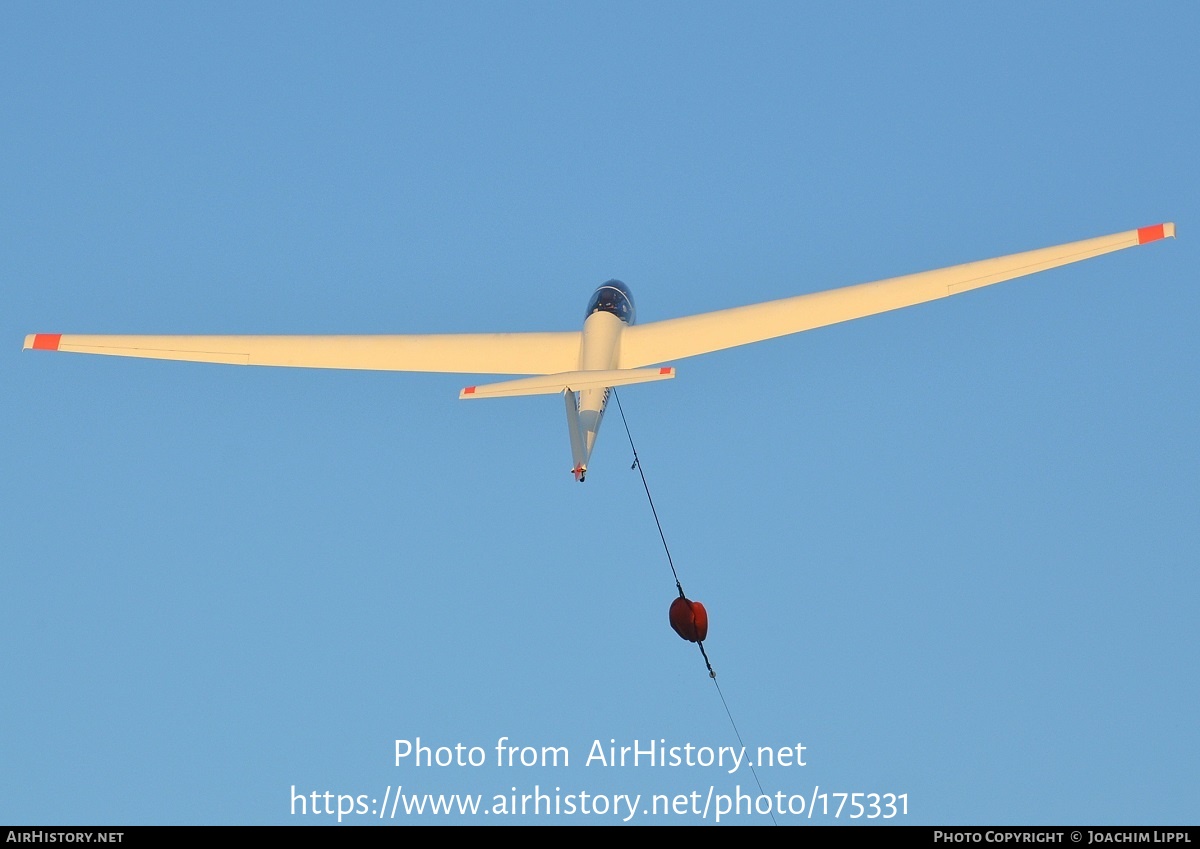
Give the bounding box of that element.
[669,596,708,643]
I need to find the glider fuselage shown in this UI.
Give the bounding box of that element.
[568,280,637,481]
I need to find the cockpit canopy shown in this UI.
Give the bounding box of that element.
[586,279,636,324]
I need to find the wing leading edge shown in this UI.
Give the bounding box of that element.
[21,331,581,376]
[618,223,1175,368]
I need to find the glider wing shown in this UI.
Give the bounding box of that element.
[618,223,1175,368]
[22,331,581,376]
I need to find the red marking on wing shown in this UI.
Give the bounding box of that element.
[659,367,672,374]
[32,334,62,351]
[1138,224,1166,244]
[463,386,476,394]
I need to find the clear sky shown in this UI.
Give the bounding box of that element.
[3,2,1196,825]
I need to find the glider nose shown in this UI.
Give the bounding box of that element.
[586,280,636,324]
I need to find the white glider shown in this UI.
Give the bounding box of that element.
[25,223,1175,481]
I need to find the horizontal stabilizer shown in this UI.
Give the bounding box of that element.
[461,367,675,399]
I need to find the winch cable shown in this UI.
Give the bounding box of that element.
[611,389,777,825]
[612,390,685,601]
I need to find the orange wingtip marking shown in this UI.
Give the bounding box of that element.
[1137,224,1166,244]
[659,367,672,374]
[463,386,476,394]
[32,334,62,351]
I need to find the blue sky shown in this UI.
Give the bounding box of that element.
[3,2,1196,825]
